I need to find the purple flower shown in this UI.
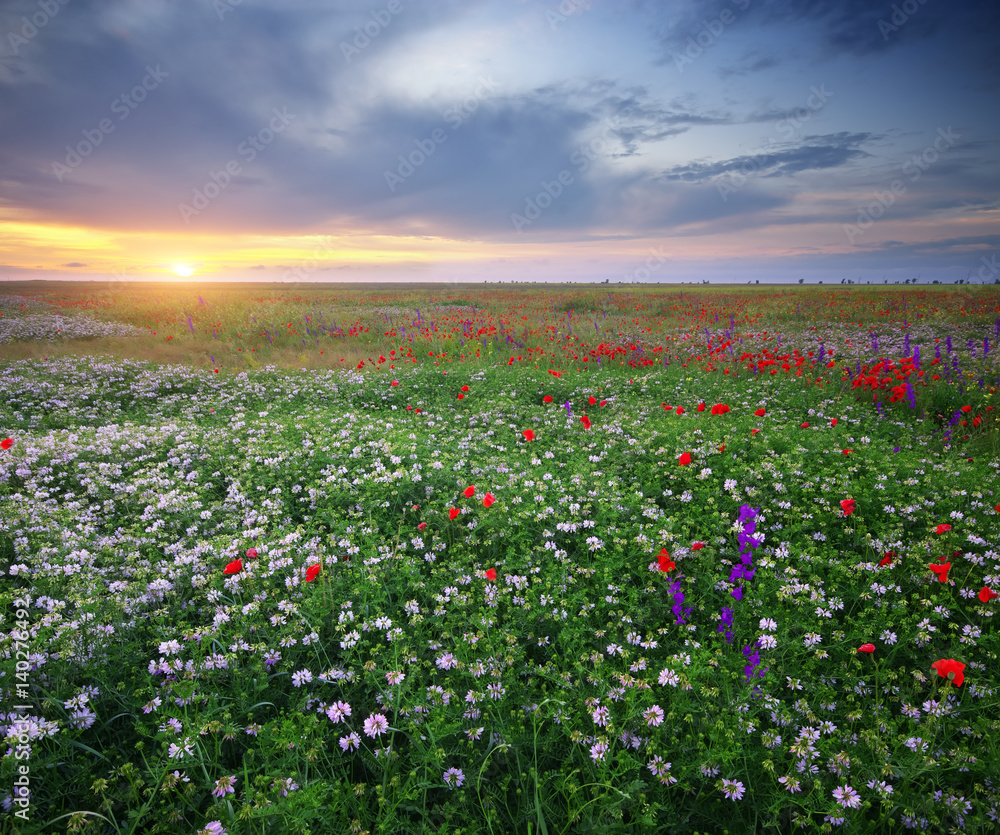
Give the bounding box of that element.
[443,767,465,789]
[363,713,389,738]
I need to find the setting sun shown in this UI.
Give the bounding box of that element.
[172,264,195,277]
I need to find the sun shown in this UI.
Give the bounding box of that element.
[172,264,195,277]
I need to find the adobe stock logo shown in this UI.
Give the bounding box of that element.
[4,0,71,55]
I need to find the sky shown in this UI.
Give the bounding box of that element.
[1,0,998,285]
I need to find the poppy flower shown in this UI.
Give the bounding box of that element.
[717,444,725,452]
[246,548,258,559]
[461,385,469,392]
[485,567,497,582]
[676,406,684,415]
[1,438,13,450]
[857,644,875,653]
[449,507,460,520]
[483,492,495,508]
[697,403,705,412]
[935,524,951,534]
[522,429,535,441]
[960,404,971,412]
[305,564,321,582]
[978,586,998,603]
[878,551,895,567]
[462,485,475,498]
[599,400,607,407]
[840,498,856,516]
[417,522,427,530]
[754,408,766,417]
[223,559,243,575]
[589,396,597,405]
[995,503,1000,513]
[800,422,810,429]
[830,418,838,426]
[691,542,705,551]
[543,395,553,403]
[928,562,951,583]
[678,452,692,466]
[751,428,760,435]
[931,658,965,687]
[390,380,399,386]
[842,449,852,455]
[710,403,730,416]
[657,548,675,573]
[580,415,591,429]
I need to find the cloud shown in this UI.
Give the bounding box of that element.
[61,262,87,267]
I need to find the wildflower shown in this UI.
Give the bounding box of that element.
[842,449,852,455]
[978,586,998,603]
[840,499,855,516]
[305,564,321,582]
[675,405,684,414]
[678,452,692,466]
[543,395,553,403]
[363,713,389,737]
[211,775,237,799]
[417,522,427,530]
[754,408,766,417]
[879,551,895,567]
[711,403,730,415]
[326,701,352,723]
[857,644,875,653]
[580,415,591,429]
[339,732,361,751]
[697,402,705,412]
[657,549,675,573]
[691,541,705,551]
[462,485,475,498]
[644,705,665,727]
[198,823,227,835]
[386,671,405,685]
[443,767,465,789]
[831,418,838,426]
[832,784,861,809]
[931,658,965,687]
[485,567,497,581]
[483,492,495,507]
[935,524,952,534]
[522,429,535,441]
[589,740,608,762]
[449,507,460,520]
[929,562,951,583]
[245,548,258,559]
[778,775,801,793]
[800,422,810,428]
[272,777,299,797]
[0,438,12,450]
[720,779,745,801]
[223,559,242,575]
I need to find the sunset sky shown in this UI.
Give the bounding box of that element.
[1,0,998,284]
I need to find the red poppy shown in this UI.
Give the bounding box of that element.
[978,586,998,603]
[754,408,766,417]
[840,498,856,516]
[461,385,469,392]
[543,395,553,403]
[224,558,243,575]
[483,492,495,508]
[523,429,535,441]
[417,522,427,530]
[830,418,838,426]
[449,507,460,520]
[485,567,497,581]
[842,449,852,455]
[697,403,706,412]
[928,562,951,583]
[800,422,810,428]
[246,548,258,559]
[676,406,684,415]
[580,415,591,429]
[691,542,705,551]
[717,444,725,452]
[878,551,895,567]
[995,503,1000,513]
[600,400,607,407]
[391,380,399,386]
[960,404,971,413]
[857,644,875,653]
[710,403,730,416]
[657,548,675,573]
[463,485,475,498]
[0,438,12,450]
[931,658,965,687]
[589,396,597,405]
[935,524,951,534]
[678,452,692,466]
[458,393,464,399]
[751,428,760,435]
[305,564,321,582]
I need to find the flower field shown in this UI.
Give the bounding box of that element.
[2,283,1000,834]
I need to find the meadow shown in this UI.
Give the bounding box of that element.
[1,281,999,835]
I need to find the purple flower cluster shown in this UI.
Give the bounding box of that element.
[668,576,692,625]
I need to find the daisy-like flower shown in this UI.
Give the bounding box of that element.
[647,756,677,784]
[778,775,801,793]
[211,775,237,799]
[720,779,745,801]
[832,784,861,809]
[443,767,465,789]
[198,823,227,835]
[326,701,352,723]
[363,713,389,737]
[339,732,361,751]
[386,671,406,685]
